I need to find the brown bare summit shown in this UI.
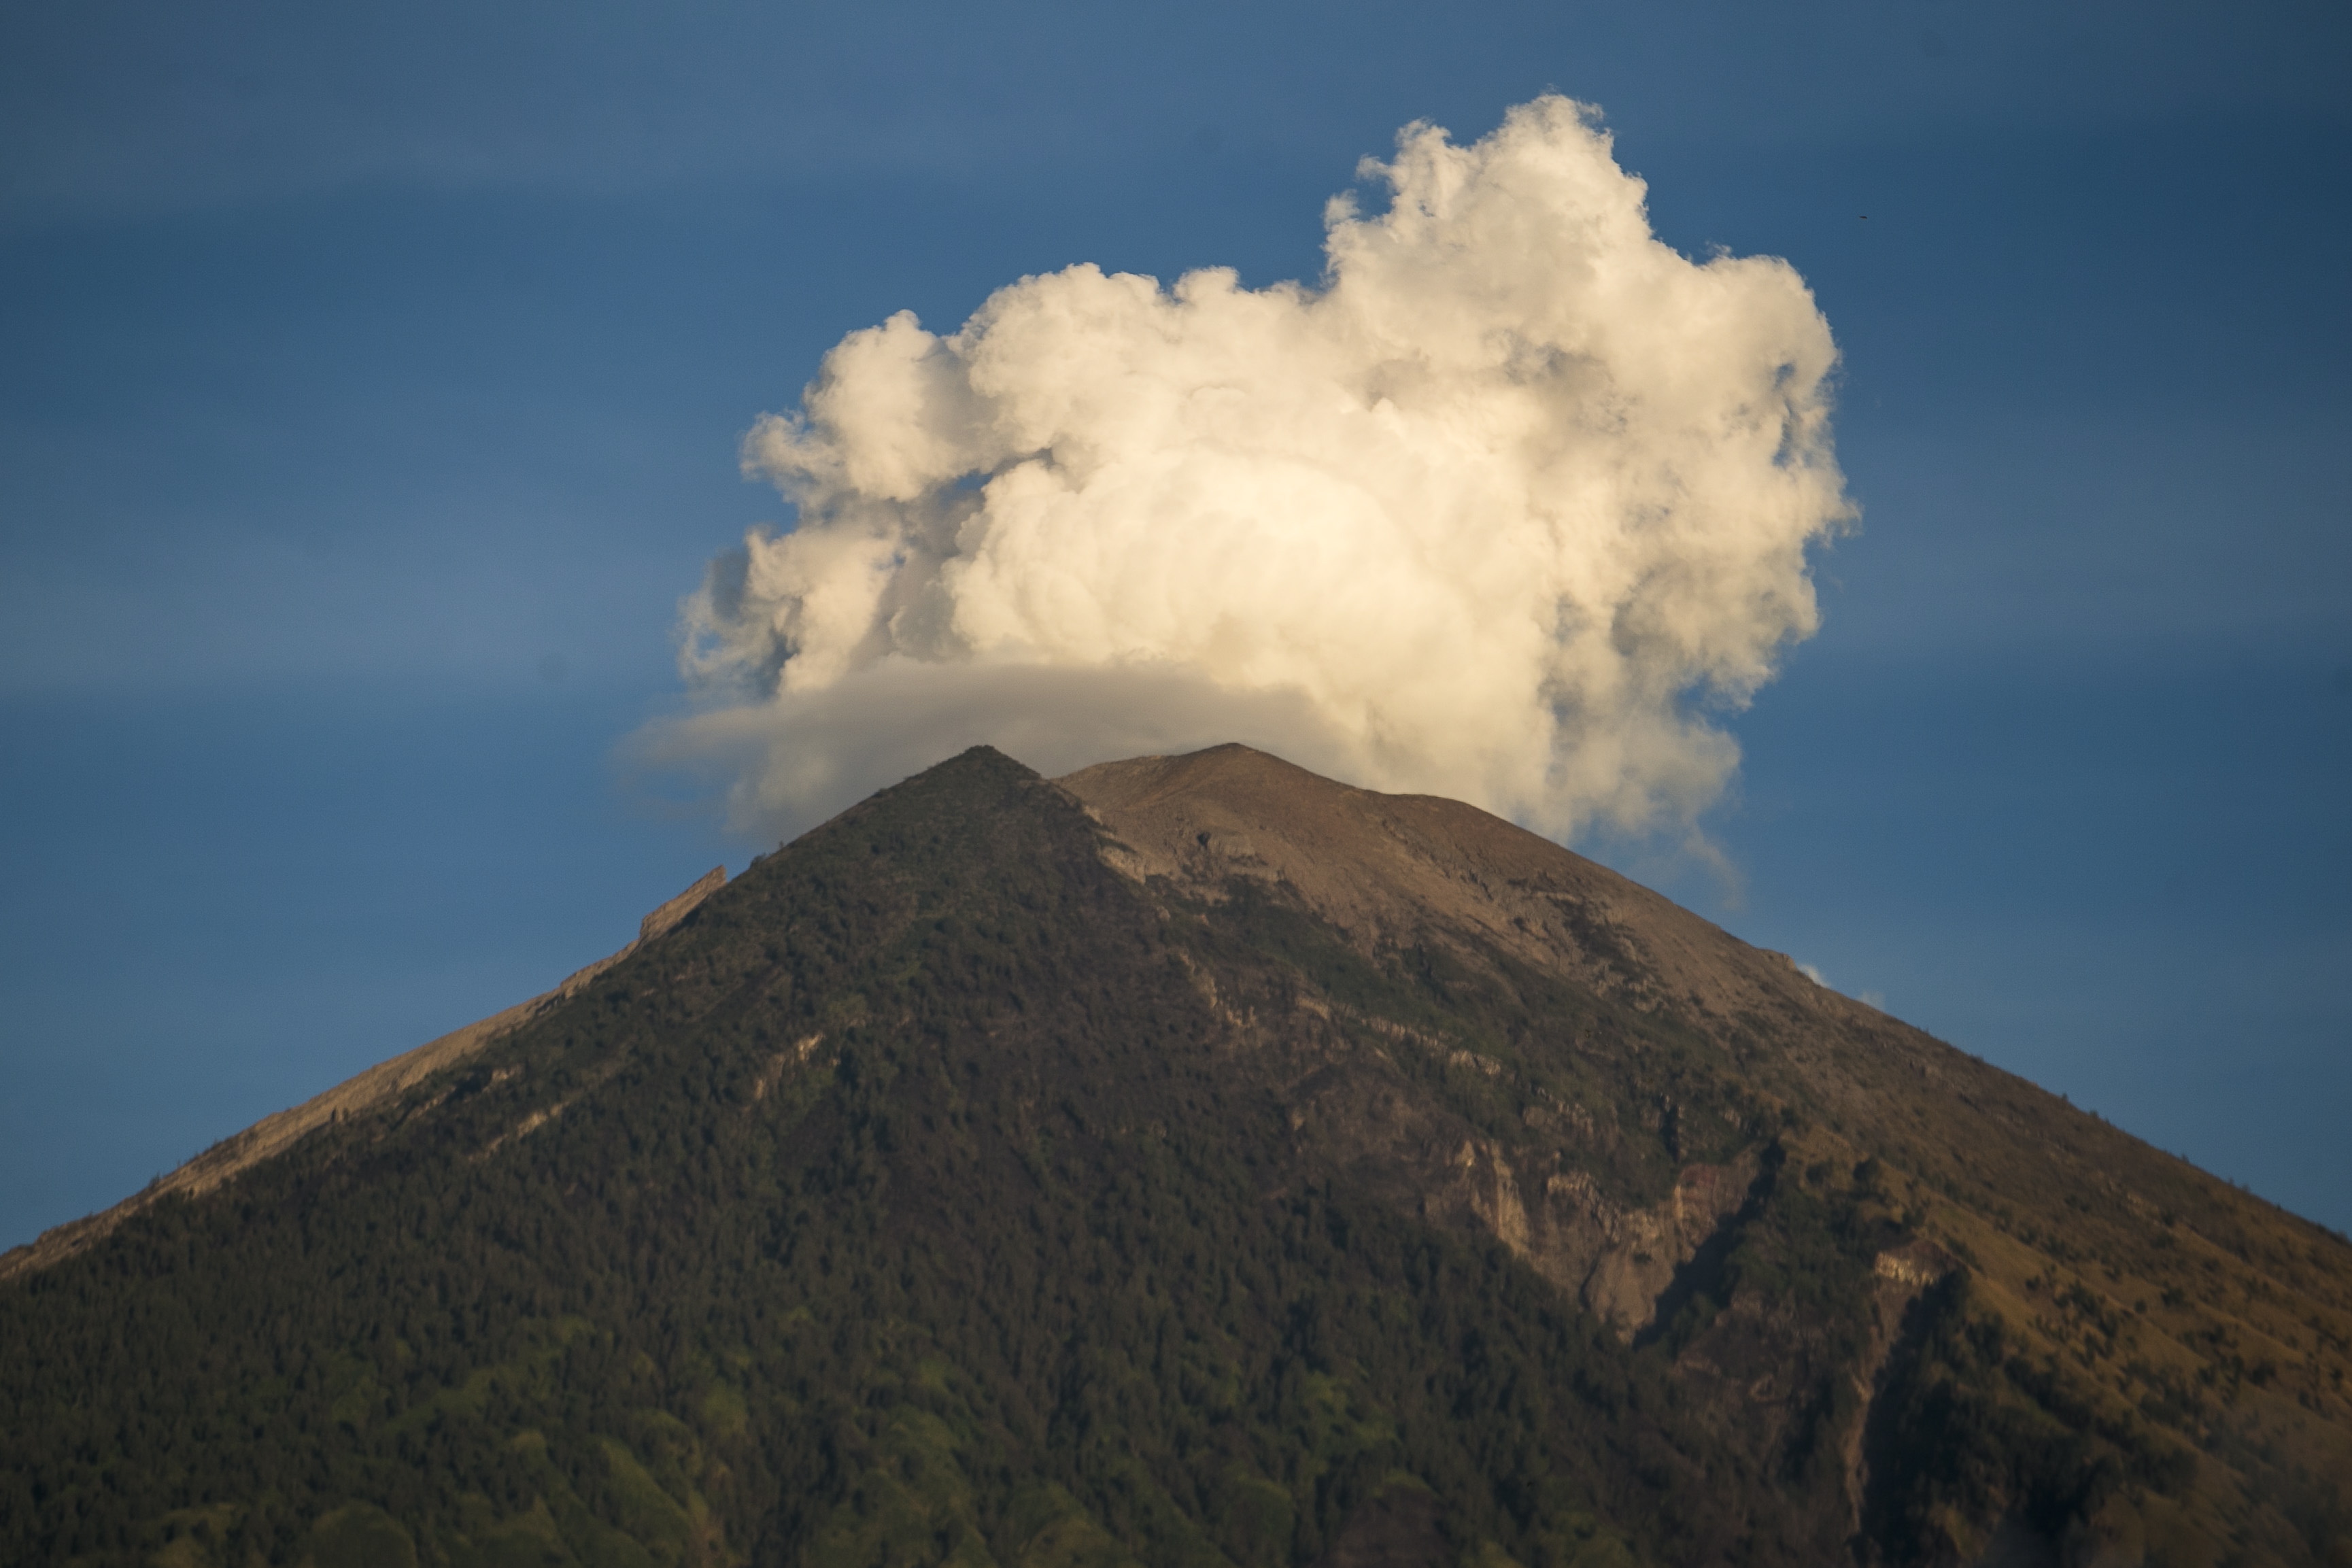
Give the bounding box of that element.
[1059,742,1835,1029]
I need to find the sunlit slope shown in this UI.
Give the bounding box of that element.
[2,745,2345,1568]
[0,869,726,1286]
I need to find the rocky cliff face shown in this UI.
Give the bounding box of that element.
[2,747,2346,1568]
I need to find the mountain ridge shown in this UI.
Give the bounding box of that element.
[0,864,728,1285]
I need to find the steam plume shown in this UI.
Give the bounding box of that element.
[661,96,1851,839]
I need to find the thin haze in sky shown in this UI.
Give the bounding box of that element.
[0,0,2346,1246]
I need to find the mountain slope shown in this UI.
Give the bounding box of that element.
[1066,746,2352,1559]
[2,745,2346,1568]
[0,869,727,1285]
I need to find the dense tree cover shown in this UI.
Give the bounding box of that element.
[1,749,2344,1567]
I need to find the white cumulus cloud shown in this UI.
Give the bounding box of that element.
[658,95,1852,840]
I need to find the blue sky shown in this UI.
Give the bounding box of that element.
[3,0,2347,1247]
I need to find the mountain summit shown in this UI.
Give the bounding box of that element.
[4,745,2347,1567]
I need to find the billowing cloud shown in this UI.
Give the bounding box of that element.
[658,95,1851,840]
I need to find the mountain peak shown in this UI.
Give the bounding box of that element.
[4,744,2347,1567]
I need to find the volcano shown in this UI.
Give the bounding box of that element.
[4,745,2347,1567]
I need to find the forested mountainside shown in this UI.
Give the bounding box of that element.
[3,745,2347,1568]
